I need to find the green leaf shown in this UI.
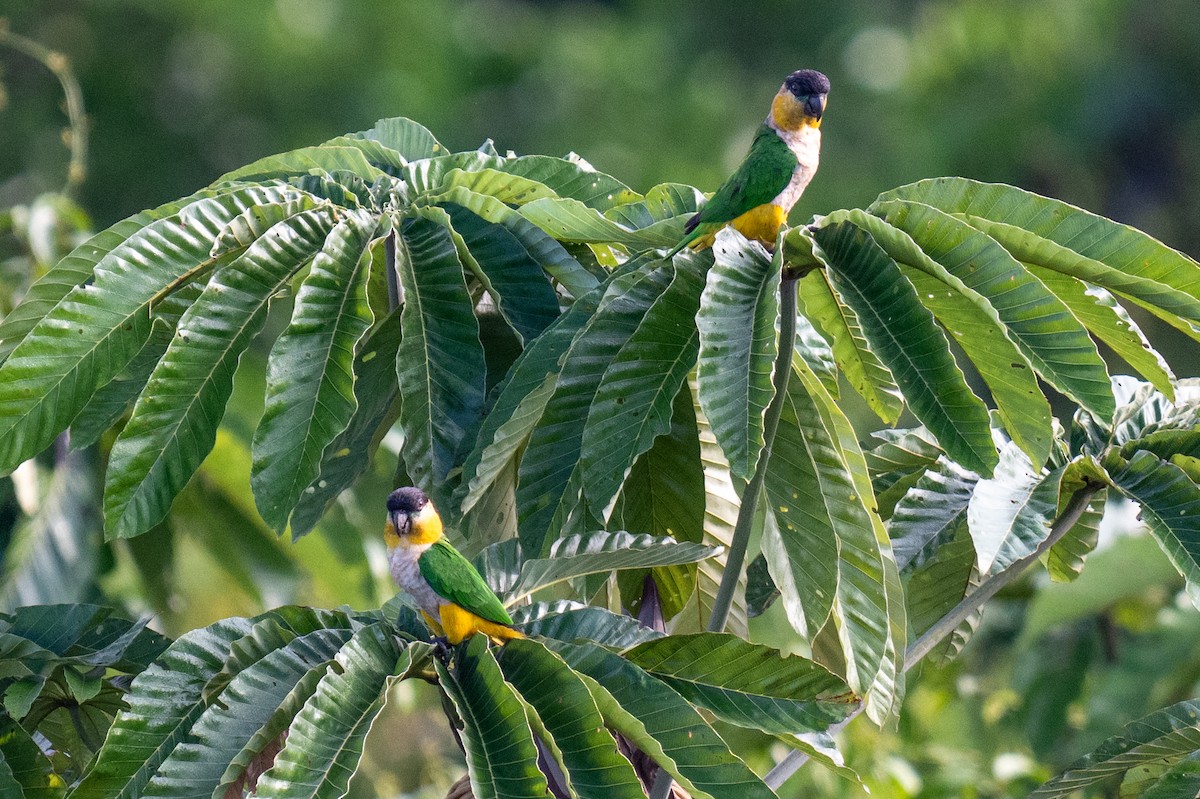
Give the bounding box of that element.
[519,196,681,248]
[0,450,100,611]
[454,285,603,521]
[517,258,674,556]
[67,318,175,450]
[0,186,306,475]
[254,626,416,799]
[683,371,748,637]
[549,640,778,799]
[216,146,388,183]
[1026,264,1174,397]
[1045,456,1109,582]
[870,199,1114,421]
[443,203,561,344]
[881,177,1200,321]
[436,636,548,799]
[812,220,997,475]
[426,187,598,300]
[497,639,645,799]
[506,531,720,603]
[511,605,662,648]
[395,215,487,510]
[1030,698,1200,799]
[581,251,706,513]
[1109,451,1200,608]
[287,314,402,538]
[500,154,638,211]
[103,208,337,539]
[0,712,56,799]
[610,385,706,620]
[823,208,1052,466]
[891,459,978,644]
[347,116,443,161]
[696,231,780,480]
[1142,752,1200,799]
[66,617,255,799]
[252,211,380,532]
[761,374,850,639]
[794,256,902,424]
[0,187,238,366]
[138,628,355,798]
[623,633,858,734]
[776,357,907,723]
[866,428,945,521]
[890,457,979,572]
[968,443,1060,574]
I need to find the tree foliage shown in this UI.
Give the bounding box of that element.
[2,116,1200,797]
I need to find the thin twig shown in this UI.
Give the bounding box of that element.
[0,21,89,196]
[762,480,1105,790]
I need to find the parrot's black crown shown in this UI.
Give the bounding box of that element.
[785,70,830,97]
[387,486,428,514]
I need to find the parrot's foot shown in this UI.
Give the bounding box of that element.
[433,636,453,661]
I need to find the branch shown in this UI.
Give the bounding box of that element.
[762,479,1105,790]
[0,21,89,196]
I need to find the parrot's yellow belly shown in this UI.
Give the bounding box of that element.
[730,204,788,245]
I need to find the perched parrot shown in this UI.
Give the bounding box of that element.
[384,487,524,645]
[667,69,829,257]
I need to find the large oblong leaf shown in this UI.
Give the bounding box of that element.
[395,215,487,510]
[435,636,548,799]
[506,531,721,603]
[443,203,562,344]
[287,315,402,538]
[548,640,778,799]
[870,199,1114,420]
[696,230,780,480]
[0,185,305,475]
[251,211,381,532]
[519,196,681,248]
[880,177,1200,310]
[1031,699,1200,799]
[497,639,645,799]
[821,208,1051,466]
[812,220,997,475]
[216,146,388,184]
[967,444,1059,575]
[516,257,674,556]
[102,208,334,539]
[454,283,605,520]
[788,229,902,423]
[347,116,443,161]
[66,617,255,799]
[580,251,706,513]
[1109,451,1200,607]
[512,605,662,648]
[1025,263,1174,397]
[254,626,417,799]
[0,187,234,365]
[103,208,337,539]
[139,628,355,798]
[623,633,858,735]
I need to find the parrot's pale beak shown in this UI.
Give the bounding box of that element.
[390,511,409,538]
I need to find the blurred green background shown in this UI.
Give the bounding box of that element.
[2,1,1199,796]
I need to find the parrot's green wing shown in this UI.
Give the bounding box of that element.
[418,539,514,626]
[668,124,797,255]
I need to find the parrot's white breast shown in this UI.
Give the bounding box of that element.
[388,543,445,614]
[770,124,822,212]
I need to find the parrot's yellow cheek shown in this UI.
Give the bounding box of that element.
[383,521,401,548]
